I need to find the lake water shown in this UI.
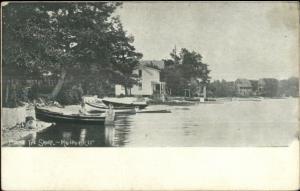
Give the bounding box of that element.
[26,98,298,147]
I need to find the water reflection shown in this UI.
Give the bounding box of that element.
[24,114,136,147]
[25,123,119,147]
[112,116,133,146]
[104,125,115,146]
[62,131,72,142]
[24,99,298,147]
[79,129,87,143]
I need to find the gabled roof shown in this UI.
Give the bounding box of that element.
[135,64,161,73]
[235,78,252,87]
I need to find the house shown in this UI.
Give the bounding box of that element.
[235,79,253,96]
[115,62,166,96]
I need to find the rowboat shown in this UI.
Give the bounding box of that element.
[35,106,106,125]
[85,101,136,114]
[84,101,106,113]
[102,98,148,109]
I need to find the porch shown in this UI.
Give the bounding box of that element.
[151,81,166,95]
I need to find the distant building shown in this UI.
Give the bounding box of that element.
[235,79,253,96]
[115,64,166,96]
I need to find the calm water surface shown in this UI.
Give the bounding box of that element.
[27,98,298,147]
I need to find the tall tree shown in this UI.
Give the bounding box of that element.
[2,2,142,103]
[278,77,299,97]
[208,80,236,97]
[109,17,143,95]
[162,48,210,96]
[260,78,279,97]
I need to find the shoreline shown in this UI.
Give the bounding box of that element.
[2,121,54,146]
[2,105,54,146]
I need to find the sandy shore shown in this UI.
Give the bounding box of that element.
[2,105,54,146]
[2,121,53,146]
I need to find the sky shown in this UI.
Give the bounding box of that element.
[116,2,299,81]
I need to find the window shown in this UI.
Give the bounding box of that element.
[138,82,142,90]
[138,70,142,78]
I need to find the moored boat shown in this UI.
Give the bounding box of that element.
[85,101,136,114]
[102,98,148,109]
[84,101,107,113]
[35,106,106,125]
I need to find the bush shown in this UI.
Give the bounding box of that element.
[57,88,82,105]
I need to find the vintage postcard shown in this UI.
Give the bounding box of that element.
[1,1,299,190]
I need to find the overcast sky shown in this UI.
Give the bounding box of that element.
[116,2,299,81]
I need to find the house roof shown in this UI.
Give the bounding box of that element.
[136,64,161,73]
[235,79,252,87]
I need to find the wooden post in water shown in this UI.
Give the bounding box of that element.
[105,104,115,125]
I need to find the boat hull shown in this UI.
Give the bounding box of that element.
[35,107,106,125]
[85,102,136,114]
[85,102,106,113]
[102,99,148,109]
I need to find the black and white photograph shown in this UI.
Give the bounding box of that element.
[1,1,299,190]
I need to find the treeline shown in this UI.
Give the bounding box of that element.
[207,80,235,97]
[207,77,299,98]
[277,77,299,97]
[2,2,142,107]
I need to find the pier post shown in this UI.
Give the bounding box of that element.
[105,104,115,125]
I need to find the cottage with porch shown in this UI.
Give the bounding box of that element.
[115,64,166,96]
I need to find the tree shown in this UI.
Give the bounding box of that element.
[260,78,279,97]
[109,17,143,95]
[207,80,236,97]
[161,66,186,96]
[278,77,299,97]
[161,48,210,96]
[2,2,142,104]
